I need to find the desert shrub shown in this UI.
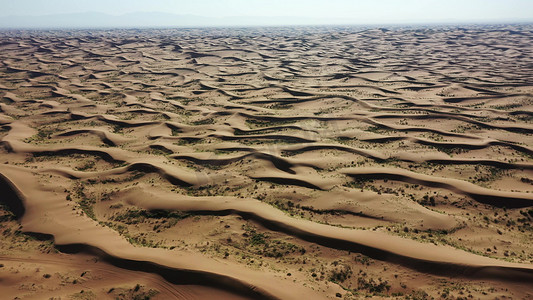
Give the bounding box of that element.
[329,263,352,283]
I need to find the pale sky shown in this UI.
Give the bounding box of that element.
[1,0,532,24]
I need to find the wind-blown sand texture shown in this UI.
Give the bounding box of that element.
[0,25,532,299]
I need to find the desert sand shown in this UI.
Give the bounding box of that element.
[0,25,532,299]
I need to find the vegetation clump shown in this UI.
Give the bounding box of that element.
[243,225,306,258]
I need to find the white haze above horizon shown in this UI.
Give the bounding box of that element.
[1,0,532,27]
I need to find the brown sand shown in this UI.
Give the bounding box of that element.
[1,25,533,299]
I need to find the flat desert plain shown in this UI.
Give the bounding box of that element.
[0,25,533,299]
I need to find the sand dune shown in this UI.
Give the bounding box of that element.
[1,25,533,299]
[343,167,533,208]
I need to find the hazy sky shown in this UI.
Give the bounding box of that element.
[1,0,533,24]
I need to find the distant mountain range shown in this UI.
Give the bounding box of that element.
[0,12,355,29]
